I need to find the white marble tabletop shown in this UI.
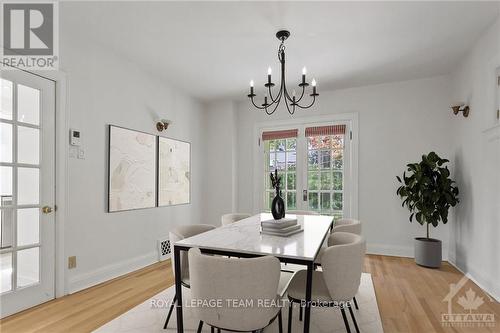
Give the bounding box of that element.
[175,213,333,261]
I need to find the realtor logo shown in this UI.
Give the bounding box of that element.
[1,1,58,69]
[441,276,496,328]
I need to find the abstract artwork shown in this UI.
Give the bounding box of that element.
[108,126,157,212]
[158,137,190,206]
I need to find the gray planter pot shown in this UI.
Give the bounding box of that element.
[414,237,442,268]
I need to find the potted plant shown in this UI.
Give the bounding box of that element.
[396,152,459,268]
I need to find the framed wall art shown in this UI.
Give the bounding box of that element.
[108,125,157,212]
[158,136,191,206]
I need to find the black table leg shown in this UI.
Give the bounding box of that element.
[174,246,184,333]
[303,261,313,333]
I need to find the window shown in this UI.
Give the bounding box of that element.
[259,121,353,219]
[306,125,346,219]
[262,129,298,211]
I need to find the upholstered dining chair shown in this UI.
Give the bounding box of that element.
[313,222,362,311]
[188,248,284,333]
[286,210,319,216]
[221,213,251,226]
[286,232,366,333]
[163,224,217,329]
[315,218,362,266]
[332,218,362,235]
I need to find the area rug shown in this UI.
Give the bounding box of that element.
[94,273,383,333]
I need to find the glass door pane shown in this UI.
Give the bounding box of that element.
[1,79,42,296]
[306,134,345,219]
[0,253,12,293]
[0,79,13,120]
[263,137,297,211]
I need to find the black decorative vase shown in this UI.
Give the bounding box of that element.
[271,187,286,220]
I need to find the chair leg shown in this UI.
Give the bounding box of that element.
[163,293,177,329]
[287,301,293,333]
[348,305,360,333]
[353,296,359,310]
[299,303,303,321]
[278,309,283,333]
[340,307,352,333]
[217,329,221,333]
[211,327,214,333]
[197,321,203,333]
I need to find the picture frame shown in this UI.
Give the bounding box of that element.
[107,125,157,212]
[157,136,191,206]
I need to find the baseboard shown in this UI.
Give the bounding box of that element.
[68,251,158,294]
[447,259,500,303]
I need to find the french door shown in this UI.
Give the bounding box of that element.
[260,122,352,220]
[0,69,56,318]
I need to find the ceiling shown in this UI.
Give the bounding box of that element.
[60,1,499,102]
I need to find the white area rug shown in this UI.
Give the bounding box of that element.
[95,273,383,333]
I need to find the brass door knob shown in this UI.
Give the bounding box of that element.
[42,206,53,214]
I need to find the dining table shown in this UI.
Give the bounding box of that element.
[173,213,334,333]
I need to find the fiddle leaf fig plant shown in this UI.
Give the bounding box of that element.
[396,152,459,239]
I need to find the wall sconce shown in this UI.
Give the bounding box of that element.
[156,119,171,132]
[451,105,470,117]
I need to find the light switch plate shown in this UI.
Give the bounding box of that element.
[77,148,85,159]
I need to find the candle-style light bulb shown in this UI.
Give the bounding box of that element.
[301,67,307,85]
[292,89,296,97]
[267,67,272,84]
[250,80,254,87]
[311,79,317,87]
[249,80,254,95]
[267,67,272,75]
[302,67,307,75]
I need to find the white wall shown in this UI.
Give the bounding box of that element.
[59,22,206,293]
[233,76,454,258]
[449,15,500,300]
[202,101,238,225]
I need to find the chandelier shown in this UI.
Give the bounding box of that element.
[247,30,319,115]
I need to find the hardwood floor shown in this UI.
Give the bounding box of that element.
[0,260,173,333]
[365,255,499,333]
[0,255,498,332]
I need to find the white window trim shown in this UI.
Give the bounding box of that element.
[252,112,359,218]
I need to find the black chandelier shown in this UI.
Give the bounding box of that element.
[247,30,319,115]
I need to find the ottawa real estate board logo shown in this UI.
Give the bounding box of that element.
[441,276,496,328]
[1,1,58,70]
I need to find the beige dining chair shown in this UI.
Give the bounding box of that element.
[332,218,362,235]
[163,224,217,329]
[221,213,251,226]
[286,232,365,333]
[188,248,284,333]
[315,218,362,266]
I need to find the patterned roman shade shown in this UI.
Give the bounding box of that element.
[261,129,299,141]
[305,124,346,137]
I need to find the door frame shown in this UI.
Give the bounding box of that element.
[252,112,359,218]
[9,68,69,298]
